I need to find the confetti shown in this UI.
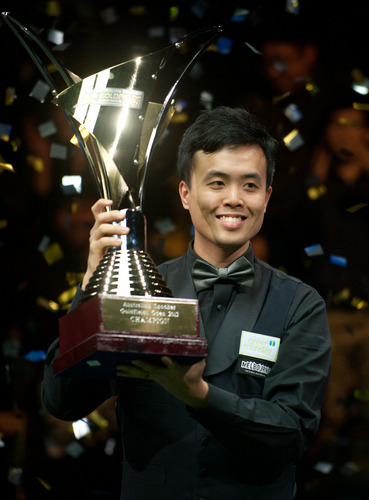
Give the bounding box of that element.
[191,0,208,18]
[65,441,85,458]
[27,154,44,172]
[350,297,368,310]
[24,350,47,362]
[285,0,300,15]
[332,288,350,305]
[353,102,369,111]
[305,78,319,95]
[38,120,57,138]
[314,461,334,474]
[282,129,304,151]
[57,286,78,306]
[244,42,262,55]
[45,0,62,17]
[307,185,327,200]
[36,297,60,312]
[5,87,17,105]
[353,388,369,401]
[36,477,52,491]
[329,255,347,267]
[100,7,120,25]
[72,420,91,440]
[346,202,368,213]
[0,122,11,141]
[29,80,51,103]
[129,5,148,16]
[337,116,362,128]
[61,175,82,194]
[88,410,109,429]
[200,90,214,110]
[50,142,67,160]
[283,103,302,123]
[148,26,166,38]
[351,68,369,95]
[169,6,179,22]
[231,9,249,23]
[47,28,64,45]
[304,244,324,257]
[155,217,176,235]
[42,241,64,265]
[0,162,15,173]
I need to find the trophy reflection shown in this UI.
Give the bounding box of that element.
[1,12,222,378]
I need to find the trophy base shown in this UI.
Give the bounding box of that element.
[54,293,207,379]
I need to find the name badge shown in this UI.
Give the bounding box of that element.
[237,331,280,378]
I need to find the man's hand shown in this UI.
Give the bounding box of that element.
[82,198,130,290]
[117,356,209,409]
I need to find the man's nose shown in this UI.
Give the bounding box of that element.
[223,186,244,206]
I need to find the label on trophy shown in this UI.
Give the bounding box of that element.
[102,295,199,336]
[76,87,144,108]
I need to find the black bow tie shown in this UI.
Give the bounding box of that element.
[192,256,254,293]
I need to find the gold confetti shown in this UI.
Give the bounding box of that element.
[170,6,179,21]
[272,92,290,105]
[283,129,304,151]
[70,125,90,146]
[352,68,366,84]
[307,185,327,200]
[27,154,44,173]
[337,117,362,128]
[42,241,64,265]
[11,136,21,152]
[88,410,109,429]
[5,87,16,106]
[351,297,368,310]
[332,288,350,305]
[353,102,369,111]
[172,112,190,124]
[36,296,60,312]
[66,271,85,286]
[305,78,319,95]
[129,5,148,15]
[0,162,15,173]
[346,202,368,213]
[0,219,8,229]
[45,0,62,17]
[353,388,369,402]
[57,286,78,306]
[36,476,53,491]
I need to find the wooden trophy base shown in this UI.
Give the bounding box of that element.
[54,294,207,379]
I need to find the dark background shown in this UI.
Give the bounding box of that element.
[1,1,369,499]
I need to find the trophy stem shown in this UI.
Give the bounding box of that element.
[80,209,173,304]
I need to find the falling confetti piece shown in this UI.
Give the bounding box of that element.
[304,244,324,257]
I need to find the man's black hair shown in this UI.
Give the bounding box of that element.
[177,106,276,189]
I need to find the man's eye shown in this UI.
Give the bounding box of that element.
[210,180,224,187]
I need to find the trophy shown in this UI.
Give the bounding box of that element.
[2,12,222,378]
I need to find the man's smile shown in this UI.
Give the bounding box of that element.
[217,215,246,223]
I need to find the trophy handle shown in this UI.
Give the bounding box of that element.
[139,26,223,210]
[0,11,114,202]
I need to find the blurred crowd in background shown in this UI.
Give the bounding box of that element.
[0,1,369,498]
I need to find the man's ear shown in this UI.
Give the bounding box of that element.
[179,180,190,210]
[264,186,272,213]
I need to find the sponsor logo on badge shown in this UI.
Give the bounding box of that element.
[237,331,280,378]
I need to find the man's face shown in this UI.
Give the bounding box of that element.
[179,145,272,265]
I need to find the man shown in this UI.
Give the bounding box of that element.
[42,106,331,499]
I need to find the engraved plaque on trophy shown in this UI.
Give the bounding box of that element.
[1,12,222,378]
